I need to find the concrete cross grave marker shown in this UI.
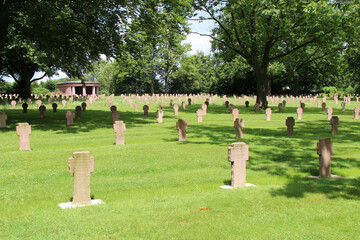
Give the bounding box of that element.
[113,120,126,145]
[182,101,186,110]
[52,103,58,112]
[176,119,188,141]
[11,100,16,109]
[300,102,305,112]
[327,107,333,120]
[62,100,66,107]
[36,100,42,108]
[229,104,234,113]
[202,104,207,115]
[266,108,272,120]
[110,105,117,113]
[226,142,251,187]
[322,102,326,111]
[81,102,86,111]
[245,101,249,108]
[112,111,120,124]
[341,102,345,111]
[234,118,244,139]
[330,116,339,134]
[75,106,82,118]
[297,107,303,120]
[0,112,7,129]
[354,107,359,119]
[156,110,164,123]
[232,108,239,121]
[286,117,295,136]
[196,109,204,122]
[134,102,139,111]
[278,103,283,113]
[143,105,149,116]
[22,103,28,113]
[16,122,31,150]
[39,105,46,119]
[173,104,179,115]
[66,111,75,126]
[282,100,286,108]
[61,151,104,208]
[225,101,229,108]
[188,98,191,106]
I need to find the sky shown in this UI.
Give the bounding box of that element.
[3,15,216,82]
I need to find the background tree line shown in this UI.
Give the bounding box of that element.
[1,0,359,101]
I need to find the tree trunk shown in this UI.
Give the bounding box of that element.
[0,0,10,55]
[254,68,270,108]
[17,69,36,99]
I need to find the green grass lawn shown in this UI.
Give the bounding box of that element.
[0,96,359,239]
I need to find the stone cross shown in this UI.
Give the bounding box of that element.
[327,107,333,120]
[286,117,295,136]
[265,108,272,120]
[52,103,58,112]
[182,101,186,110]
[143,105,149,116]
[75,106,82,118]
[300,102,305,112]
[354,107,359,119]
[62,100,66,107]
[229,104,234,113]
[112,111,120,124]
[330,116,339,134]
[110,105,117,113]
[176,119,188,141]
[188,98,191,106]
[11,100,16,109]
[36,100,42,107]
[232,108,239,121]
[81,102,86,111]
[228,142,249,187]
[68,152,94,205]
[39,105,46,118]
[66,111,75,126]
[196,109,204,122]
[113,120,126,145]
[234,118,244,139]
[134,102,139,111]
[278,103,283,113]
[317,138,333,178]
[321,102,326,111]
[225,101,229,108]
[341,102,345,111]
[297,108,303,120]
[22,103,28,113]
[16,122,31,150]
[173,104,179,115]
[254,103,260,113]
[169,99,173,106]
[202,104,207,115]
[0,112,7,129]
[282,100,286,108]
[156,110,164,123]
[245,101,249,108]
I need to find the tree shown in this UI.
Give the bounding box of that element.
[0,0,127,98]
[193,0,357,107]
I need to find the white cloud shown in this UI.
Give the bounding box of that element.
[183,33,212,55]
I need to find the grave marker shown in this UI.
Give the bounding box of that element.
[75,106,82,118]
[112,111,120,124]
[16,122,31,150]
[0,112,7,129]
[196,109,204,122]
[317,138,333,178]
[227,142,249,187]
[176,119,188,141]
[232,108,239,121]
[173,104,179,115]
[354,107,359,119]
[22,103,28,113]
[66,111,75,126]
[156,110,164,123]
[327,107,333,120]
[113,120,126,145]
[286,117,295,136]
[81,102,86,111]
[234,118,244,139]
[266,108,272,120]
[143,105,149,116]
[330,116,339,134]
[297,108,303,120]
[39,105,46,118]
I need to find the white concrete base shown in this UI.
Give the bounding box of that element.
[308,175,341,179]
[59,199,104,209]
[220,183,256,189]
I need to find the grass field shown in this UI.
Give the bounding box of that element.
[0,95,359,239]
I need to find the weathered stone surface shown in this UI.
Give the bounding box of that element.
[322,102,326,111]
[232,108,239,122]
[297,108,303,120]
[39,105,46,119]
[317,138,333,178]
[81,102,87,111]
[300,102,305,112]
[225,101,229,108]
[110,105,117,113]
[75,106,82,118]
[143,105,149,116]
[265,108,272,120]
[188,98,192,106]
[66,111,75,126]
[196,109,204,122]
[16,122,31,150]
[229,104,234,113]
[282,100,286,108]
[228,142,249,187]
[0,112,7,129]
[68,152,94,205]
[156,110,164,123]
[111,111,120,124]
[182,101,186,110]
[354,107,359,119]
[286,117,295,136]
[327,107,333,120]
[113,120,126,145]
[330,116,339,134]
[176,119,188,141]
[52,103,58,112]
[11,100,16,109]
[234,118,244,139]
[341,102,345,111]
[173,104,179,115]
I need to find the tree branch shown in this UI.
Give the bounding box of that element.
[30,73,47,82]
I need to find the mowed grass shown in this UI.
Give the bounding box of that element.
[0,96,359,239]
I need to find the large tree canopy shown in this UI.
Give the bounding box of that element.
[193,0,359,106]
